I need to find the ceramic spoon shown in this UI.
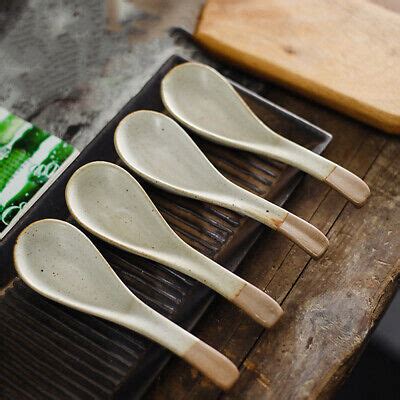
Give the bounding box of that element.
[66,161,283,328]
[161,62,370,207]
[14,219,239,390]
[114,111,329,259]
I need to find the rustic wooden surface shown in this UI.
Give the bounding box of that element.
[195,0,400,134]
[1,1,399,399]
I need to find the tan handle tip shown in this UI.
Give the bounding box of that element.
[234,283,283,328]
[184,341,239,390]
[325,165,370,207]
[278,213,329,259]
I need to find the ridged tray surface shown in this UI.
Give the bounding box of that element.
[0,56,331,399]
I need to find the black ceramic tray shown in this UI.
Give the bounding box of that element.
[0,55,331,399]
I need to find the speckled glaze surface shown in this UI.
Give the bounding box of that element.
[115,111,328,258]
[66,161,282,328]
[161,62,370,206]
[14,218,239,390]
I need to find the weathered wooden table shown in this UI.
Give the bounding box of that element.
[1,1,399,399]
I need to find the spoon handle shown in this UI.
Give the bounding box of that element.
[164,245,283,328]
[122,303,239,390]
[257,133,370,207]
[222,184,329,259]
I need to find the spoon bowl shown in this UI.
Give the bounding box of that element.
[115,111,329,259]
[14,219,239,390]
[161,62,370,207]
[66,161,283,328]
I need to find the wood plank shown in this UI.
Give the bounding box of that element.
[145,82,395,399]
[223,139,400,400]
[195,0,400,134]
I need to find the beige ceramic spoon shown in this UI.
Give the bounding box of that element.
[66,161,283,328]
[161,62,370,207]
[14,219,239,390]
[114,111,329,259]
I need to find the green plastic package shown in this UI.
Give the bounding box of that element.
[0,107,78,239]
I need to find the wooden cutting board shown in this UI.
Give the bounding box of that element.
[195,0,400,134]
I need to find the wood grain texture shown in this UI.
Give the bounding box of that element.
[144,44,400,399]
[195,0,400,134]
[1,1,399,399]
[222,142,400,400]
